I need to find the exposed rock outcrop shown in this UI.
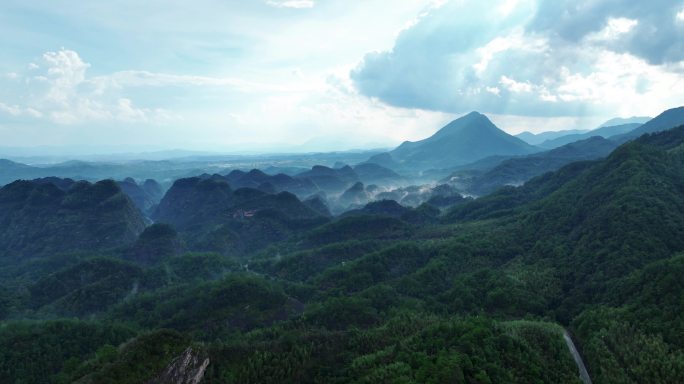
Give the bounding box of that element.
[147,347,209,384]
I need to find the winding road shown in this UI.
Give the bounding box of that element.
[563,330,593,384]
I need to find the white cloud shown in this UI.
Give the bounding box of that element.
[554,51,684,116]
[0,0,465,150]
[500,76,534,93]
[474,35,520,76]
[677,9,684,22]
[43,49,90,106]
[528,1,684,65]
[474,31,547,76]
[491,49,684,118]
[0,49,169,125]
[25,108,43,118]
[0,102,43,118]
[606,17,639,35]
[586,17,639,42]
[0,103,22,116]
[266,0,315,9]
[486,86,501,96]
[0,47,452,150]
[497,0,520,17]
[353,0,684,119]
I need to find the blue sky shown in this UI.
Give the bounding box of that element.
[1,0,684,153]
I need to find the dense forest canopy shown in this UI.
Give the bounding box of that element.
[0,122,683,383]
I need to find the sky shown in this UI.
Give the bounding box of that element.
[1,0,684,154]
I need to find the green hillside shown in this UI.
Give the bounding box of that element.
[3,125,684,383]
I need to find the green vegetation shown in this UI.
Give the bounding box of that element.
[2,126,684,382]
[64,329,190,384]
[0,179,146,259]
[0,320,136,383]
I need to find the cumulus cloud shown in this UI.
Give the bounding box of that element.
[351,0,684,117]
[585,17,639,42]
[1,47,450,150]
[43,49,90,107]
[529,0,684,65]
[0,49,177,125]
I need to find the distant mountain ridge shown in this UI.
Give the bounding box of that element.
[598,116,651,127]
[224,169,319,197]
[539,123,642,148]
[515,129,588,145]
[368,112,539,171]
[459,136,619,195]
[516,116,650,148]
[295,163,404,194]
[443,107,684,196]
[614,106,684,141]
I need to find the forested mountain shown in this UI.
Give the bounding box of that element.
[614,106,684,141]
[7,0,684,381]
[152,176,328,255]
[442,113,679,196]
[295,165,360,193]
[352,162,405,185]
[455,136,619,195]
[0,179,146,260]
[447,125,684,302]
[2,119,684,383]
[117,178,164,216]
[539,123,641,148]
[368,112,539,171]
[441,125,684,382]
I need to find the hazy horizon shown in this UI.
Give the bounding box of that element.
[0,109,659,160]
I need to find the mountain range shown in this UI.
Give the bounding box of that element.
[515,129,589,145]
[440,107,684,196]
[515,116,651,146]
[537,123,642,148]
[3,107,684,383]
[614,106,684,141]
[458,136,619,195]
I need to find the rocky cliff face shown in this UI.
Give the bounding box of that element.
[147,347,209,384]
